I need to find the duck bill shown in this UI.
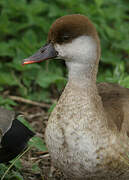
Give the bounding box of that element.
[22,43,57,65]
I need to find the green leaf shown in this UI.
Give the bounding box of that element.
[0,96,17,107]
[37,70,63,88]
[31,163,40,173]
[10,171,24,180]
[0,72,18,86]
[29,136,47,151]
[18,116,35,132]
[94,0,103,7]
[48,103,56,114]
[10,160,22,170]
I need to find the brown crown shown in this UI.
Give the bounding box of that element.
[48,14,99,44]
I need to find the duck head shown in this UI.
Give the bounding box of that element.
[23,14,100,82]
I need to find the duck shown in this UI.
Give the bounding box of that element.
[0,107,35,163]
[23,14,129,179]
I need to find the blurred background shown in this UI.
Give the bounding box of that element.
[0,0,129,179]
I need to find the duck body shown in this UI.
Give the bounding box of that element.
[23,14,129,179]
[45,82,129,179]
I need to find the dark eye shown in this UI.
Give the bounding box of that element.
[62,35,70,41]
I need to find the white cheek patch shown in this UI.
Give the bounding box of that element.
[54,36,97,64]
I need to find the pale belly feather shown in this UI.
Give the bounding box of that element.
[45,116,129,180]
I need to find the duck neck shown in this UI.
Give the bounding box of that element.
[66,61,98,88]
[65,61,109,132]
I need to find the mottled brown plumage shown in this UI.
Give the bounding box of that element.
[24,14,129,179]
[46,15,129,180]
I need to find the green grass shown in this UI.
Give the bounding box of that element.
[0,0,129,105]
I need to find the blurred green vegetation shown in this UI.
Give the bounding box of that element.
[0,0,129,107]
[0,0,129,178]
